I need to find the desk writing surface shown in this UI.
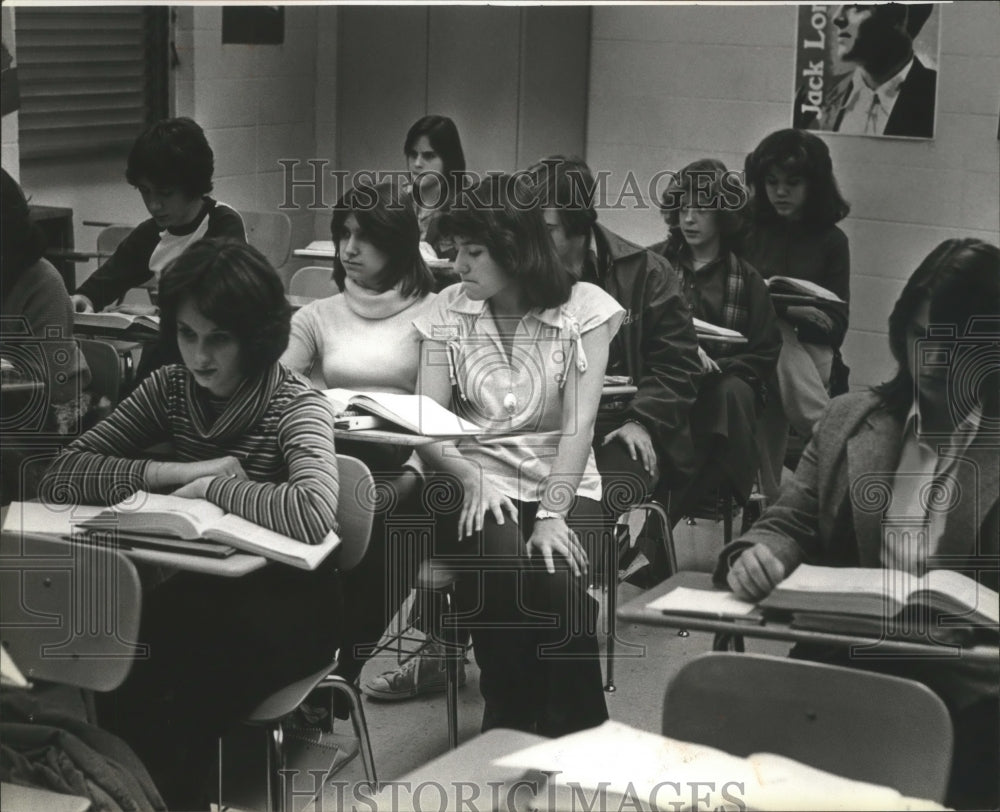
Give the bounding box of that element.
[619,572,1000,664]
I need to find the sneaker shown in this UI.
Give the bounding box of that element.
[363,647,467,701]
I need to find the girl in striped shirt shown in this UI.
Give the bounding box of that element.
[41,238,341,809]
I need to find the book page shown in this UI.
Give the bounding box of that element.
[693,317,745,339]
[776,564,901,597]
[766,276,845,303]
[207,512,341,570]
[324,389,481,436]
[99,492,225,537]
[647,586,758,617]
[921,570,1000,625]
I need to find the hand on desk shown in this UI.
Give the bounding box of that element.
[727,544,786,601]
[697,345,721,374]
[529,515,588,577]
[71,294,95,313]
[602,420,658,480]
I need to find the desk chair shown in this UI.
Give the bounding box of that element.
[222,454,378,812]
[241,211,293,271]
[662,652,953,802]
[0,530,144,697]
[288,265,337,299]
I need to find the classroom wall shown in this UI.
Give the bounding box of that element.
[586,1,1000,391]
[1,6,18,174]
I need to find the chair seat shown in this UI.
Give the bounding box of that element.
[246,660,338,723]
[414,560,462,590]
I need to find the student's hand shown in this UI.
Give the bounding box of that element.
[148,456,248,489]
[528,515,588,577]
[785,305,834,335]
[107,303,158,317]
[727,544,786,601]
[71,294,95,314]
[697,345,721,374]
[602,421,658,480]
[459,474,518,539]
[171,475,215,500]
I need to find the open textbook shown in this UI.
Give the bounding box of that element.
[78,492,340,570]
[765,276,846,304]
[324,388,482,436]
[760,564,999,629]
[74,311,160,335]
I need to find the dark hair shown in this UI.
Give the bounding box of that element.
[1,168,47,297]
[744,129,850,227]
[438,174,573,310]
[525,155,598,238]
[125,117,214,198]
[404,115,467,205]
[874,238,1000,418]
[158,238,290,378]
[330,180,433,298]
[868,2,933,40]
[660,158,747,255]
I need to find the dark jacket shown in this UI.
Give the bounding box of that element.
[592,224,702,487]
[794,56,937,139]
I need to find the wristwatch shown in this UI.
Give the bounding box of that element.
[534,509,566,522]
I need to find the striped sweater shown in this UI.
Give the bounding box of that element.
[40,363,339,545]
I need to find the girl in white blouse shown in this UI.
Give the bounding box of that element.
[411,174,624,735]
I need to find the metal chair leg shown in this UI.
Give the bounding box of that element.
[604,524,618,693]
[324,675,379,788]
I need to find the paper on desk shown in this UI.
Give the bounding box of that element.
[744,753,944,811]
[495,720,756,809]
[1,646,30,688]
[2,501,104,537]
[647,586,757,617]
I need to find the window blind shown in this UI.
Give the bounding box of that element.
[16,6,168,161]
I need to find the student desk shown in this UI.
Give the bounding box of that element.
[618,571,1000,664]
[0,505,267,579]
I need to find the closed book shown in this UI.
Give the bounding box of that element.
[79,492,340,570]
[765,276,845,304]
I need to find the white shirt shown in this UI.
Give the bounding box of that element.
[413,282,625,503]
[837,58,914,136]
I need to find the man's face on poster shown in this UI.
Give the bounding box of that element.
[833,4,877,63]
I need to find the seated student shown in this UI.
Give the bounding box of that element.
[650,159,781,520]
[526,156,703,545]
[408,174,621,735]
[718,238,999,811]
[71,117,246,314]
[281,178,436,688]
[403,114,466,264]
[40,238,341,810]
[1,169,95,502]
[742,129,851,501]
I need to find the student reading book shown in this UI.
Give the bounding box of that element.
[716,239,1000,811]
[39,239,342,809]
[81,491,340,570]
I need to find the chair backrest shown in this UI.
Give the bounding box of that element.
[77,337,124,407]
[662,652,953,802]
[95,225,133,262]
[334,454,375,572]
[240,210,292,270]
[289,265,338,299]
[0,530,144,691]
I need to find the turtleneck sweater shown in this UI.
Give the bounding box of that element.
[282,278,437,394]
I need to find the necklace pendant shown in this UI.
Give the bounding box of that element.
[503,392,518,415]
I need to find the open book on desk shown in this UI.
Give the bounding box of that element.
[324,388,482,437]
[760,564,1000,630]
[765,276,846,305]
[74,311,160,337]
[79,492,340,570]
